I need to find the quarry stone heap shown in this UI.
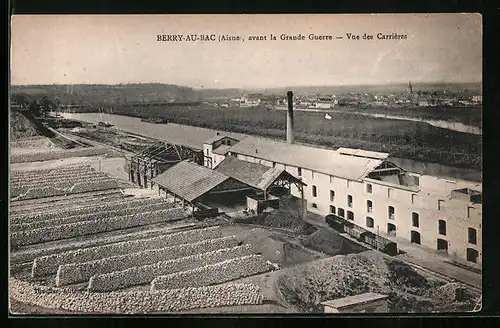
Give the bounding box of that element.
[10,278,264,313]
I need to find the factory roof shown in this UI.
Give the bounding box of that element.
[215,156,305,190]
[321,293,388,309]
[204,134,241,145]
[337,147,389,160]
[152,161,230,202]
[227,136,384,181]
[212,145,232,155]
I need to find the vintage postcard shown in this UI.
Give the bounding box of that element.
[9,14,482,314]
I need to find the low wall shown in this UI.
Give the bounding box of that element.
[32,226,221,277]
[10,278,264,313]
[88,244,255,292]
[56,236,238,286]
[151,255,273,290]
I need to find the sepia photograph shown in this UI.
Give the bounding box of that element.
[9,13,482,315]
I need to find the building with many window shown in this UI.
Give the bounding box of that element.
[203,135,482,266]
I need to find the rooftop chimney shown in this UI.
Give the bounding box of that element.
[287,91,294,144]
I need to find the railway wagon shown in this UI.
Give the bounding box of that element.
[364,232,398,256]
[325,214,346,232]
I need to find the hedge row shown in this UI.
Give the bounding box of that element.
[11,201,174,233]
[11,179,119,201]
[151,255,273,290]
[32,226,220,277]
[56,236,238,286]
[11,196,161,224]
[12,207,185,248]
[10,147,109,163]
[10,278,264,313]
[11,224,187,265]
[88,244,255,291]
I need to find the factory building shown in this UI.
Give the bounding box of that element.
[200,91,482,266]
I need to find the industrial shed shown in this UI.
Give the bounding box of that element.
[151,161,258,218]
[128,141,203,188]
[215,156,306,199]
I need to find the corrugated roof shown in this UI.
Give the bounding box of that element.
[215,156,305,190]
[213,145,232,155]
[227,137,383,181]
[337,147,389,160]
[151,161,230,202]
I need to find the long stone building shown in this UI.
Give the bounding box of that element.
[201,92,482,266]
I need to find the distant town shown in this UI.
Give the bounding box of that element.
[213,82,482,110]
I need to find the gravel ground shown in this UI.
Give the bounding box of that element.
[277,250,478,313]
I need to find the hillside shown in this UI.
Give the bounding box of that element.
[11,84,201,106]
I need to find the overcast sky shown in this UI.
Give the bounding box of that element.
[11,14,482,88]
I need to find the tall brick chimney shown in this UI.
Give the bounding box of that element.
[286,91,294,144]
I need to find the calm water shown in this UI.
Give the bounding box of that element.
[62,112,482,182]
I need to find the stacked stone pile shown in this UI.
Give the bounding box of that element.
[13,207,186,248]
[88,244,255,291]
[11,197,163,224]
[11,175,113,198]
[56,236,238,286]
[12,225,182,264]
[10,278,264,313]
[31,226,222,277]
[11,201,174,232]
[10,147,109,163]
[11,178,119,201]
[151,255,273,290]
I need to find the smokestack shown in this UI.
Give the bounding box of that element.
[286,91,294,144]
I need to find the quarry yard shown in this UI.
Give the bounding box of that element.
[9,111,480,314]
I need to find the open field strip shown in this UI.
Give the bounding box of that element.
[9,188,121,207]
[11,197,165,224]
[31,226,221,276]
[10,223,196,265]
[150,255,273,290]
[12,208,186,248]
[11,201,175,233]
[88,244,255,291]
[55,235,239,286]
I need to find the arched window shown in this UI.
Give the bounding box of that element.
[366,217,374,228]
[312,185,317,197]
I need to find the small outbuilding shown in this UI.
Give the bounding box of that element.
[321,292,389,313]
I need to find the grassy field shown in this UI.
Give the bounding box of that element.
[99,105,481,170]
